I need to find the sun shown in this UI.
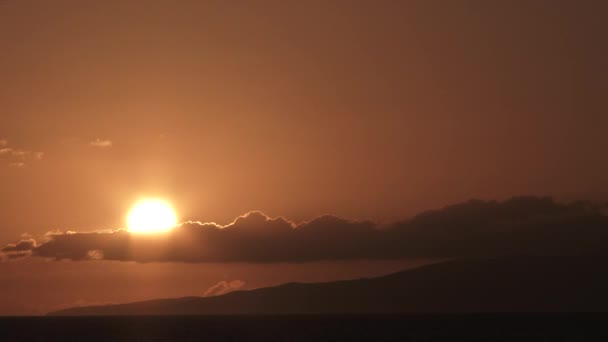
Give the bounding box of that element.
[127,199,178,234]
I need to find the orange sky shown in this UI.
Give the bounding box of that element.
[0,0,607,315]
[2,1,607,243]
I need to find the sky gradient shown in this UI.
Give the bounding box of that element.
[1,0,607,315]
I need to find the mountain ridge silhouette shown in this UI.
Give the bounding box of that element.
[49,256,608,316]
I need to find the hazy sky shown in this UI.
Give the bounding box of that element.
[2,0,607,242]
[1,0,607,315]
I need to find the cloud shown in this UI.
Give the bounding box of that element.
[7,252,30,259]
[90,139,112,148]
[204,280,246,297]
[1,239,36,261]
[0,148,43,160]
[2,239,36,252]
[1,251,30,262]
[0,141,43,167]
[3,197,608,263]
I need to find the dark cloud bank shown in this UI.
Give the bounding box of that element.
[3,197,608,263]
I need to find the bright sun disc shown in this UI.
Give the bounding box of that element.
[127,199,177,234]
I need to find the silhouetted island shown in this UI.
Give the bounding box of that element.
[49,256,608,316]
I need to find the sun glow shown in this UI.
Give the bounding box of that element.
[127,199,178,234]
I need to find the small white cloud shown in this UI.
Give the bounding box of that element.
[204,280,246,297]
[90,139,112,148]
[9,162,25,168]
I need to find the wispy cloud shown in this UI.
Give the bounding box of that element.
[204,280,246,297]
[0,140,43,167]
[90,139,112,148]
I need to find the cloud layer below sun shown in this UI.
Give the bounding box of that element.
[3,196,608,263]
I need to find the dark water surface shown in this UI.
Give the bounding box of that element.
[2,314,607,341]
